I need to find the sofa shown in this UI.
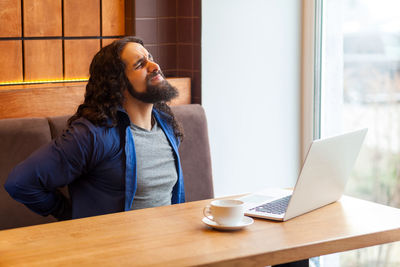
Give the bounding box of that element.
[0,104,213,230]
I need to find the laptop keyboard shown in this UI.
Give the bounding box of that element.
[249,195,292,215]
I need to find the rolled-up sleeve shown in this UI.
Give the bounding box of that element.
[4,120,97,218]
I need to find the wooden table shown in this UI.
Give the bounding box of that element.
[1,196,400,266]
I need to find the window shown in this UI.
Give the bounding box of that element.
[320,0,400,265]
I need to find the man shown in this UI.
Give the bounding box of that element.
[4,36,185,220]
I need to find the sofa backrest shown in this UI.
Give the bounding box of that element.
[173,105,214,202]
[0,118,58,229]
[0,104,213,230]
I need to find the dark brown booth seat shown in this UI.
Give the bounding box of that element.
[0,104,213,230]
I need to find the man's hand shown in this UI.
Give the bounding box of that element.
[51,190,72,221]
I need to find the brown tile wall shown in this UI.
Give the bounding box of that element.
[0,41,23,82]
[64,0,100,37]
[0,0,22,38]
[102,0,125,36]
[0,0,201,103]
[64,40,100,79]
[23,0,62,37]
[24,40,63,81]
[0,0,125,84]
[135,0,202,104]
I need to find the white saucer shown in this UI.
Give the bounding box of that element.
[202,216,254,231]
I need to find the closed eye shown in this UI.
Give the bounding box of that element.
[134,58,147,70]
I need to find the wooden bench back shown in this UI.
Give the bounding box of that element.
[0,78,190,119]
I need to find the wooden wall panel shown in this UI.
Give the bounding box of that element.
[0,41,22,82]
[64,0,100,36]
[102,38,119,47]
[124,0,135,35]
[167,77,191,105]
[64,40,100,79]
[0,0,21,37]
[0,84,85,119]
[24,40,63,81]
[23,0,61,37]
[0,0,130,85]
[0,78,190,119]
[102,0,125,36]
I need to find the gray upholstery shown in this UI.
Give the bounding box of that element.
[174,105,214,201]
[48,115,69,139]
[0,104,213,230]
[0,118,58,229]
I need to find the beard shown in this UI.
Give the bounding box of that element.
[126,71,178,104]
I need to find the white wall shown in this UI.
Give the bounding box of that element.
[202,0,302,196]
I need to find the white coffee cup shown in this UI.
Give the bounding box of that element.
[203,199,244,226]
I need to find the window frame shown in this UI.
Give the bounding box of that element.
[300,0,323,162]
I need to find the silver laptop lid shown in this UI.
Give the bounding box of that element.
[283,128,368,221]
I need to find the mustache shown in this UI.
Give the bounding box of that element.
[147,70,164,81]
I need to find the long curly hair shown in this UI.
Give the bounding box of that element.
[68,36,183,141]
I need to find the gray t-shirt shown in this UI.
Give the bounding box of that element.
[130,120,178,210]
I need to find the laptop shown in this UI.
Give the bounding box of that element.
[238,128,368,221]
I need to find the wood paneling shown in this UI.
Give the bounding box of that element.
[64,0,100,36]
[64,40,100,79]
[0,84,85,119]
[24,40,63,81]
[23,0,61,37]
[0,0,21,37]
[124,0,135,35]
[102,38,119,47]
[0,41,22,82]
[0,78,191,119]
[0,0,148,86]
[102,0,125,36]
[167,77,191,105]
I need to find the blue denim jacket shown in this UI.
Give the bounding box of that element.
[4,108,185,219]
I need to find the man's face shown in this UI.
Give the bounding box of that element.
[120,42,177,103]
